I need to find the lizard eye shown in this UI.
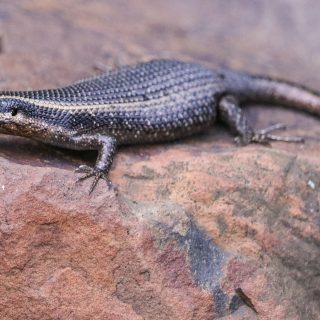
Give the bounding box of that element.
[11,108,18,116]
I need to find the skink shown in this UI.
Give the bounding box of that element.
[0,59,319,192]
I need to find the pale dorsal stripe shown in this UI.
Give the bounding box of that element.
[0,83,216,111]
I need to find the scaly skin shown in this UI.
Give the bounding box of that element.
[0,59,319,192]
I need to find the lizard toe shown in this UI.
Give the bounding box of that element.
[251,124,304,144]
[75,166,111,194]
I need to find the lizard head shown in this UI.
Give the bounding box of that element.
[0,97,32,135]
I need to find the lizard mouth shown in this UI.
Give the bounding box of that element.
[0,119,11,126]
[0,125,10,134]
[0,120,20,134]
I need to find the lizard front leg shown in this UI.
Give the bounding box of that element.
[70,134,117,193]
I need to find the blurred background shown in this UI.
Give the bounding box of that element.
[0,0,319,91]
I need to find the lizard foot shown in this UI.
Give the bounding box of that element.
[75,165,112,194]
[251,123,304,144]
[235,123,304,145]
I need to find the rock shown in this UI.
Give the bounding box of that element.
[1,133,319,319]
[0,1,319,319]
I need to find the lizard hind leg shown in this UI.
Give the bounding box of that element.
[218,95,304,145]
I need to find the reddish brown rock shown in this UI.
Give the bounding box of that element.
[0,1,320,319]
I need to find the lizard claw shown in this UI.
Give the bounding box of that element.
[75,165,113,194]
[251,123,304,144]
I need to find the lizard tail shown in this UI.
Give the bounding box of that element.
[226,72,320,117]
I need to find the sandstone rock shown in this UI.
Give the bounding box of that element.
[0,1,319,319]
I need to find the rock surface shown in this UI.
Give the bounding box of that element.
[0,1,319,319]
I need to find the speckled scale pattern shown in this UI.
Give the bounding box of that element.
[1,59,320,145]
[0,60,225,144]
[2,60,218,104]
[1,59,320,192]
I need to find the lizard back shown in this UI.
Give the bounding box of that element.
[0,60,223,143]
